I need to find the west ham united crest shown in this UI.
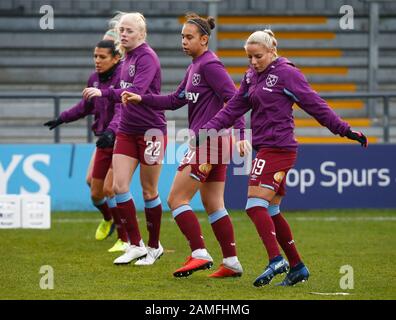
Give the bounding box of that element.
[265,74,278,87]
[129,64,136,77]
[192,73,201,86]
[245,70,253,84]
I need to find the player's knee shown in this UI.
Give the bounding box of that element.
[167,194,188,211]
[167,194,179,210]
[166,196,174,210]
[202,200,218,214]
[112,181,128,195]
[201,198,209,211]
[103,185,114,198]
[203,203,224,215]
[91,189,104,202]
[142,188,157,201]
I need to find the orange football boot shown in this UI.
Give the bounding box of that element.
[208,263,243,278]
[173,256,213,277]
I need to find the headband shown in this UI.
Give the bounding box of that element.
[187,19,210,36]
[105,30,118,39]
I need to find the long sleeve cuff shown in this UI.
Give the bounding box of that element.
[100,89,110,98]
[140,94,153,105]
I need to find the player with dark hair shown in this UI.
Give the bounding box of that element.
[83,12,166,266]
[44,40,129,252]
[201,29,368,286]
[122,13,249,278]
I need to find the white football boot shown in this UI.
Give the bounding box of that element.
[113,243,148,265]
[135,242,164,266]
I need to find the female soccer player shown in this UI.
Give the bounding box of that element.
[82,12,166,266]
[44,40,129,252]
[122,13,249,278]
[201,29,368,286]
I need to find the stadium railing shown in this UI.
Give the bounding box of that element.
[0,93,91,143]
[0,92,395,143]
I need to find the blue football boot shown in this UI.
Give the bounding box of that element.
[276,263,310,286]
[253,255,289,287]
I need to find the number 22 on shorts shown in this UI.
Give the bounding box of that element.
[145,140,161,156]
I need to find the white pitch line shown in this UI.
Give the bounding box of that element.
[293,217,396,221]
[53,216,396,223]
[55,219,101,223]
[310,292,351,296]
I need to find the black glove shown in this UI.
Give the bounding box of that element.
[345,129,368,147]
[96,130,115,149]
[43,118,63,130]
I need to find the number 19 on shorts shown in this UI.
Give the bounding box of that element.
[251,158,266,176]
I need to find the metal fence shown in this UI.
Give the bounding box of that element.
[0,93,91,143]
[320,92,396,142]
[1,92,396,143]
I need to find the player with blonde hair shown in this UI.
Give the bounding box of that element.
[83,12,166,266]
[202,29,368,286]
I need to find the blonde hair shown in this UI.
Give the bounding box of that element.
[244,29,278,57]
[118,12,147,39]
[115,12,147,55]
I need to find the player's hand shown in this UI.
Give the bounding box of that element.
[96,130,115,149]
[43,118,63,130]
[236,139,252,157]
[82,87,102,100]
[121,91,142,105]
[345,129,368,147]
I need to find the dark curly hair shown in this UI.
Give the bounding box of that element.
[185,12,215,37]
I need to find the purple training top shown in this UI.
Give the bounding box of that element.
[140,50,245,136]
[203,57,350,150]
[60,63,122,136]
[101,43,166,135]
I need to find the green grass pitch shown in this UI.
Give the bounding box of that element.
[1,209,395,300]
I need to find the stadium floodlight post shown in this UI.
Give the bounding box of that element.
[383,96,390,143]
[207,0,220,52]
[362,0,394,118]
[368,1,379,119]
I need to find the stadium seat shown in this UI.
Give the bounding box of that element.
[0,1,395,143]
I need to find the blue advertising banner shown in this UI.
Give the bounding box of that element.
[225,144,396,210]
[1,144,395,211]
[0,144,203,211]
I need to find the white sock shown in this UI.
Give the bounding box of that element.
[139,239,145,247]
[192,248,209,259]
[223,256,239,266]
